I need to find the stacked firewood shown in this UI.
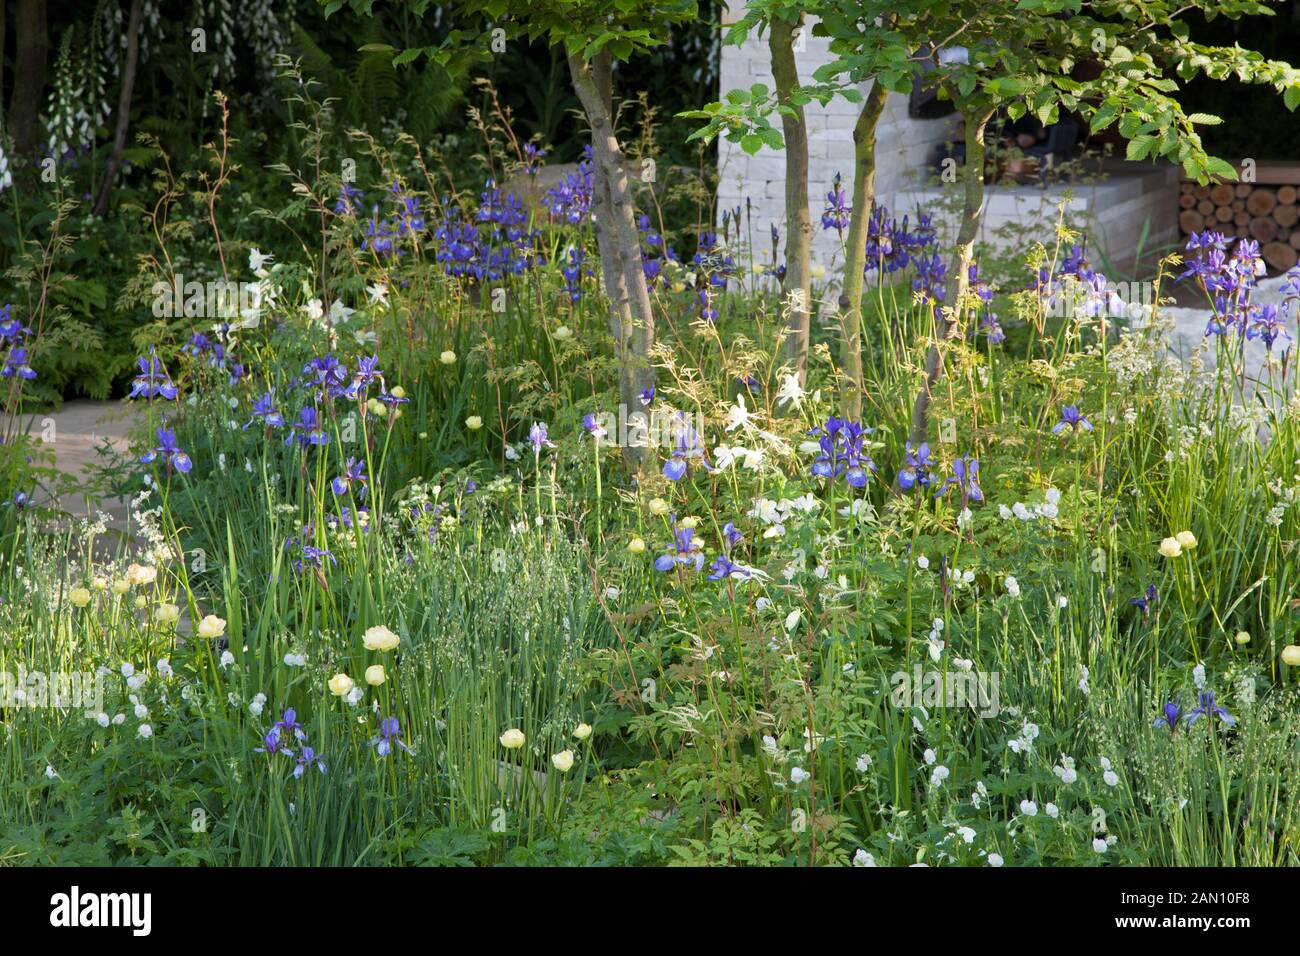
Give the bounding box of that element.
[1179,181,1300,272]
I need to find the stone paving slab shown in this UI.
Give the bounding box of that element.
[24,399,142,532]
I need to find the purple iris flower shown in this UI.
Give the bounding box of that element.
[371,717,412,757]
[1187,692,1236,727]
[129,352,179,400]
[809,416,876,487]
[581,413,607,440]
[1129,584,1159,616]
[331,457,368,498]
[274,708,307,742]
[334,182,364,216]
[1153,700,1182,733]
[1,348,36,380]
[898,442,933,491]
[937,455,982,505]
[302,355,349,398]
[1246,303,1288,352]
[254,728,290,756]
[721,522,743,551]
[663,415,707,482]
[528,421,555,454]
[287,406,329,448]
[0,305,29,341]
[1053,405,1093,435]
[654,525,706,573]
[822,172,850,233]
[140,428,192,474]
[244,392,285,430]
[639,387,655,407]
[294,745,327,777]
[351,355,384,395]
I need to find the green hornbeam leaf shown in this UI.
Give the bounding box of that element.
[1203,155,1239,182]
[759,126,785,150]
[1125,135,1154,161]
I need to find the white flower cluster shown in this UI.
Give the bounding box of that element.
[997,486,1061,521]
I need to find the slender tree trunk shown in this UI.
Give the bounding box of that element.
[9,0,47,156]
[906,104,994,448]
[93,0,142,216]
[568,51,655,470]
[768,17,812,384]
[839,81,889,421]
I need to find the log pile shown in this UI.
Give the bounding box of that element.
[1179,179,1300,273]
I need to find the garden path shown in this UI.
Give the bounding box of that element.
[27,399,141,532]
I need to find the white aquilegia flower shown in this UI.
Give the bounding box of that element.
[852,848,877,867]
[855,754,872,773]
[930,765,949,787]
[724,394,753,432]
[987,853,1004,867]
[775,374,805,409]
[1019,800,1038,816]
[790,767,809,785]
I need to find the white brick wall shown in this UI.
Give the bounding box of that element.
[715,1,1179,278]
[717,2,957,272]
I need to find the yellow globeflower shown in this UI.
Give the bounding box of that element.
[466,415,483,430]
[69,587,92,608]
[365,664,387,686]
[1282,645,1300,667]
[127,563,157,586]
[648,498,670,516]
[551,750,575,773]
[155,603,181,626]
[1175,530,1198,550]
[573,723,593,741]
[440,350,457,365]
[362,625,401,652]
[1234,631,1251,645]
[1158,537,1182,558]
[197,614,227,639]
[499,728,525,749]
[627,537,646,554]
[328,673,354,697]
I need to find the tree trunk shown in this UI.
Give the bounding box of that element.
[568,51,656,470]
[839,81,889,421]
[94,0,143,216]
[8,0,47,157]
[768,16,813,384]
[906,104,994,448]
